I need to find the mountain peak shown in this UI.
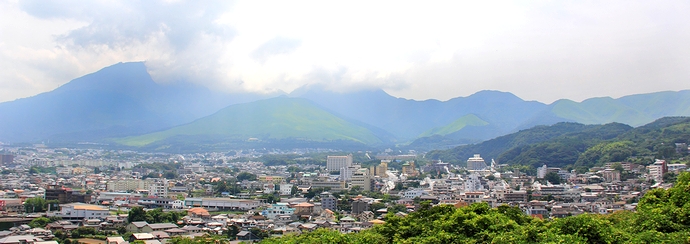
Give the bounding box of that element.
[55,61,155,93]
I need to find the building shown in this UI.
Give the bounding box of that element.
[0,154,14,164]
[351,168,373,191]
[147,179,169,198]
[311,180,347,192]
[467,154,487,171]
[107,179,148,192]
[320,192,337,211]
[647,160,667,183]
[326,154,353,172]
[401,161,417,176]
[261,203,295,219]
[279,184,294,196]
[55,203,110,220]
[340,165,361,182]
[369,160,389,177]
[197,198,261,210]
[601,169,621,182]
[352,200,369,214]
[45,185,91,204]
[667,163,687,173]
[0,199,23,213]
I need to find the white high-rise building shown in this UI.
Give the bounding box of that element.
[327,154,353,172]
[467,154,487,171]
[537,165,548,179]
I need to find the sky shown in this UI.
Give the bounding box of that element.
[1,0,689,104]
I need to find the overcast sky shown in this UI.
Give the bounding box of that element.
[1,0,689,104]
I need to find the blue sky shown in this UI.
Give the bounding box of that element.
[1,0,689,103]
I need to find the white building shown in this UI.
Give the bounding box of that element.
[279,184,294,196]
[467,154,487,171]
[647,160,667,183]
[327,154,353,172]
[350,168,373,191]
[56,203,110,220]
[148,179,169,198]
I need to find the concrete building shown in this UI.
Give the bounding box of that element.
[0,199,23,213]
[467,154,487,171]
[261,203,295,219]
[279,184,294,196]
[647,160,667,183]
[55,203,110,220]
[326,154,353,172]
[320,192,337,211]
[45,185,91,204]
[601,169,621,182]
[107,179,148,192]
[369,160,389,177]
[148,179,169,198]
[351,200,369,214]
[351,168,373,191]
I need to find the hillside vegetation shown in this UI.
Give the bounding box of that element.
[427,117,690,170]
[115,97,388,147]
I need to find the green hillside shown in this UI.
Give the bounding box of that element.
[428,117,690,170]
[419,114,489,137]
[115,97,385,147]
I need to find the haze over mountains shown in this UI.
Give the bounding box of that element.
[1,62,689,151]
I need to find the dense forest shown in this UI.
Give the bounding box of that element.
[427,117,690,171]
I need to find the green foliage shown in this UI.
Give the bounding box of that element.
[544,172,562,184]
[127,206,183,224]
[236,172,257,181]
[23,197,46,213]
[28,217,52,228]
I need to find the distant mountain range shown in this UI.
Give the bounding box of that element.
[1,62,689,151]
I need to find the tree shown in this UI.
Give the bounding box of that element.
[24,197,46,213]
[236,172,257,181]
[290,185,299,196]
[28,217,51,228]
[611,162,625,172]
[544,172,562,184]
[128,206,148,223]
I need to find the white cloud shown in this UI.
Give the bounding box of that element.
[0,0,689,103]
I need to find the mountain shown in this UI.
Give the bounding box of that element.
[1,61,689,149]
[291,86,547,142]
[427,117,690,169]
[114,97,391,150]
[0,62,278,143]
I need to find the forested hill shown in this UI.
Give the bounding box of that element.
[426,117,690,170]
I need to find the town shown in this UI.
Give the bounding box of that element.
[0,144,687,244]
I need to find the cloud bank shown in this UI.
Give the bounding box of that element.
[1,0,689,103]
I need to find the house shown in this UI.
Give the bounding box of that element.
[105,236,127,244]
[0,235,43,244]
[147,223,178,232]
[125,222,149,233]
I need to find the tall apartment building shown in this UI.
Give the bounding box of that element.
[320,192,337,211]
[467,154,487,171]
[107,178,169,197]
[148,178,169,198]
[369,160,389,177]
[327,154,353,172]
[647,159,667,183]
[351,168,373,191]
